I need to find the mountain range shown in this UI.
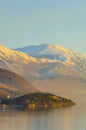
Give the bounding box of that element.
[16,44,86,79]
[0,44,86,103]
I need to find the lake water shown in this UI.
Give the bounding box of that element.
[0,101,86,130]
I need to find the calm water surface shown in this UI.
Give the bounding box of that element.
[0,102,86,130]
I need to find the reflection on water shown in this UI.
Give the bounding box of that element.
[0,103,86,130]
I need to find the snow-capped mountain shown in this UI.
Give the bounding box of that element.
[0,44,86,103]
[16,44,86,79]
[0,45,61,79]
[0,44,85,81]
[16,44,69,61]
[0,44,86,102]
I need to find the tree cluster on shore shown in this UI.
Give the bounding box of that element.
[0,92,75,110]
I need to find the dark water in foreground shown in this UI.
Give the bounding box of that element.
[0,102,86,130]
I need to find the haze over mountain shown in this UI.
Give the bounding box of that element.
[32,76,86,104]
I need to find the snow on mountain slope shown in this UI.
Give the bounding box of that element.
[0,45,39,64]
[0,45,61,79]
[16,44,84,64]
[16,44,86,78]
[0,44,85,81]
[16,44,68,55]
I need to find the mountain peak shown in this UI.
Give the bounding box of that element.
[15,43,86,79]
[0,44,85,80]
[16,43,84,59]
[16,43,70,56]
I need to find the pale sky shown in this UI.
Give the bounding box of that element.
[0,0,86,55]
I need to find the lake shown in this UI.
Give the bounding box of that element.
[0,100,86,130]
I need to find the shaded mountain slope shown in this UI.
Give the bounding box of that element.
[0,68,38,98]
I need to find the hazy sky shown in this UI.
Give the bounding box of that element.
[0,0,86,55]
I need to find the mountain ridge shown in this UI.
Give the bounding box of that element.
[0,44,85,80]
[15,44,86,79]
[0,44,86,103]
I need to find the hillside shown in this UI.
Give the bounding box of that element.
[0,68,38,98]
